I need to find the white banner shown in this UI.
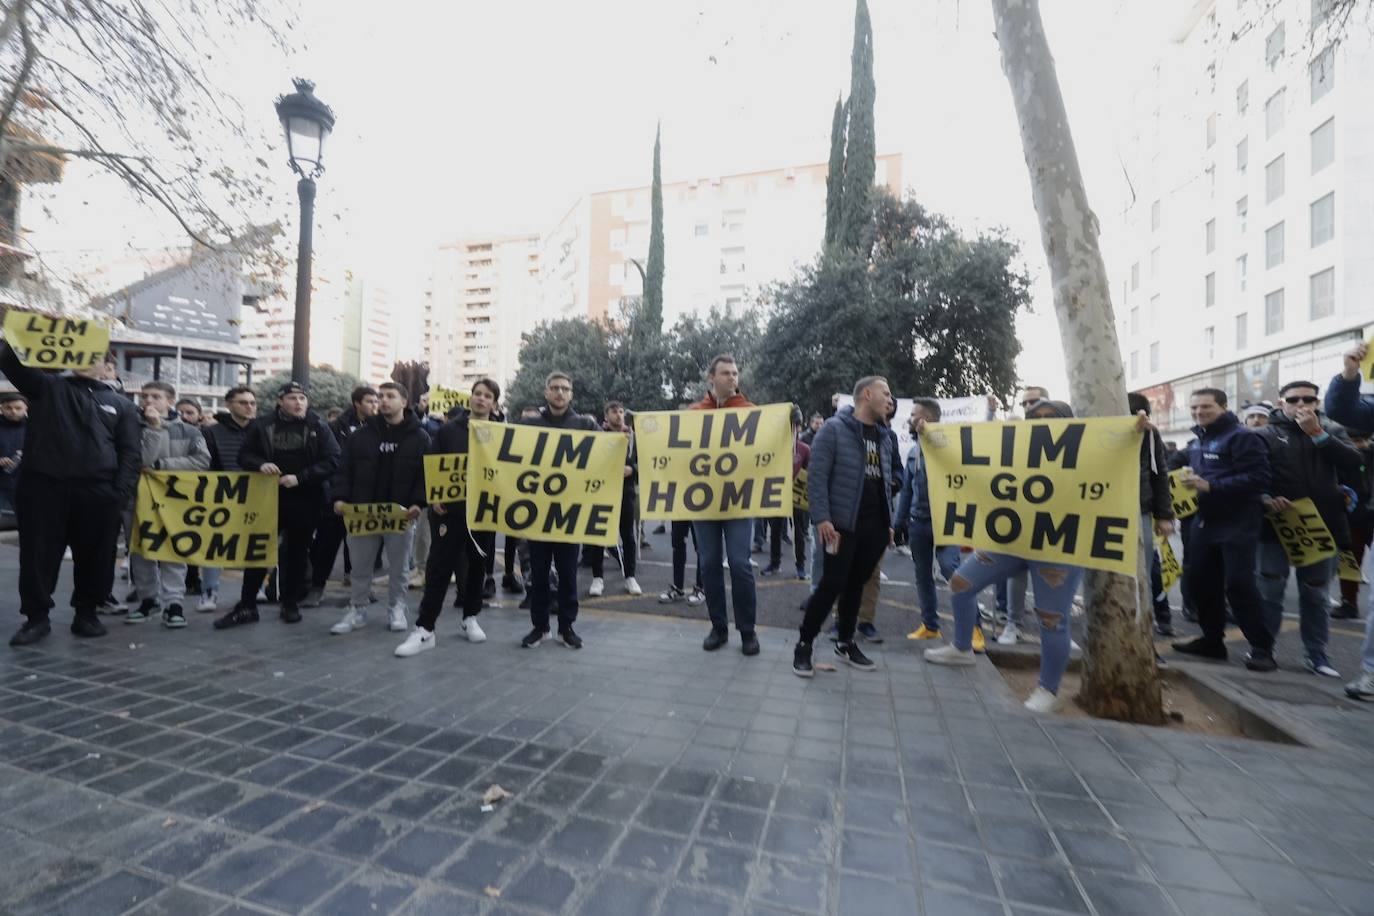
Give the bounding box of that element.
[834,394,991,465]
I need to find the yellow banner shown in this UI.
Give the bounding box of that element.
[3,311,110,369]
[1266,498,1337,566]
[466,420,627,546]
[1338,550,1363,583]
[1361,334,1374,382]
[634,403,793,520]
[1156,533,1181,591]
[793,467,809,512]
[132,471,277,568]
[423,453,467,504]
[344,503,412,536]
[1169,469,1199,520]
[922,418,1142,575]
[429,385,470,417]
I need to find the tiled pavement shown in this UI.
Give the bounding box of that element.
[2,604,1373,916]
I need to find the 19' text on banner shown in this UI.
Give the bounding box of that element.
[133,471,277,567]
[466,421,627,547]
[635,403,793,520]
[3,311,110,369]
[922,418,1142,575]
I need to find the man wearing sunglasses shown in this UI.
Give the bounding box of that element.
[1253,381,1360,679]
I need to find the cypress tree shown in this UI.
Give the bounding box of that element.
[643,122,665,332]
[839,0,875,251]
[824,95,847,247]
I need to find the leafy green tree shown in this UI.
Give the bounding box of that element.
[838,0,875,252]
[608,297,671,411]
[506,318,616,419]
[254,365,362,415]
[663,306,764,406]
[824,95,847,247]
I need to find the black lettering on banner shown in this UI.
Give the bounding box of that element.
[943,502,977,539]
[720,479,752,513]
[959,427,990,466]
[646,481,675,514]
[1090,517,1129,561]
[1030,514,1079,551]
[1026,423,1084,469]
[759,476,785,510]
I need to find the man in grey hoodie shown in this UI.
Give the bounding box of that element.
[126,380,211,628]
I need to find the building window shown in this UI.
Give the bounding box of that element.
[1310,267,1336,319]
[1311,192,1335,247]
[1266,22,1285,69]
[1265,88,1285,138]
[1149,294,1160,327]
[1265,154,1285,203]
[1311,117,1335,173]
[1236,313,1248,350]
[1205,218,1216,254]
[1265,221,1285,268]
[1311,44,1335,102]
[1130,351,1138,378]
[1237,196,1248,234]
[1265,288,1286,334]
[1130,305,1139,334]
[1237,137,1248,175]
[1151,199,1161,231]
[1237,79,1249,114]
[1206,112,1217,149]
[1131,261,1140,291]
[694,223,709,237]
[1150,247,1160,280]
[1206,164,1216,198]
[1149,341,1160,373]
[1206,272,1216,307]
[1237,254,1248,292]
[1204,326,1215,360]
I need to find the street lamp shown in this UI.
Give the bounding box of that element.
[274,78,336,389]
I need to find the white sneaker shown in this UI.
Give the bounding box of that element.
[924,644,975,667]
[460,617,487,643]
[896,545,912,556]
[588,577,605,597]
[1070,639,1082,657]
[195,591,217,613]
[624,577,642,596]
[395,627,435,657]
[879,570,889,583]
[331,607,366,635]
[388,602,409,632]
[686,587,706,607]
[1024,686,1064,714]
[997,622,1021,646]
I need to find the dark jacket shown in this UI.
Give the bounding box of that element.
[204,411,253,472]
[0,416,24,493]
[605,420,638,496]
[894,443,932,528]
[1256,409,1363,549]
[1324,372,1374,431]
[239,408,340,488]
[1185,411,1271,533]
[0,342,140,500]
[328,406,367,447]
[808,405,897,531]
[519,404,599,432]
[332,413,431,507]
[1343,441,1374,528]
[1139,429,1173,520]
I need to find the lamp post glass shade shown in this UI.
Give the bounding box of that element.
[274,79,336,178]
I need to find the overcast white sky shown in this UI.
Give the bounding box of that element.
[25,0,1188,396]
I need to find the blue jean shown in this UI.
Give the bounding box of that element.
[202,565,221,595]
[693,518,756,633]
[907,519,961,630]
[1257,535,1332,660]
[949,551,1084,694]
[528,541,579,632]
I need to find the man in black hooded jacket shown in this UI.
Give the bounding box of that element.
[2,342,140,646]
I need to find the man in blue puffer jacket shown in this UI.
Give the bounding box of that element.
[894,398,962,639]
[794,376,896,677]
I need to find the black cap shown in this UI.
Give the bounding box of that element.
[277,380,307,397]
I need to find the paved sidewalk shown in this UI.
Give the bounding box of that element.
[3,587,1374,916]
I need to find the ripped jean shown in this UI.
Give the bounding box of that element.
[949,551,1085,694]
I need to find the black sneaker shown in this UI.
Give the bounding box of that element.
[857,622,883,644]
[1332,602,1359,620]
[652,523,666,534]
[703,628,728,651]
[70,616,106,638]
[558,627,583,649]
[1244,650,1278,672]
[518,595,532,610]
[836,641,876,671]
[1172,637,1228,661]
[521,627,549,648]
[214,604,259,630]
[280,604,302,624]
[126,598,156,624]
[96,595,127,615]
[161,604,187,629]
[9,620,51,646]
[1181,606,1199,623]
[792,641,814,678]
[740,632,760,656]
[795,566,806,579]
[483,576,497,599]
[760,565,781,577]
[502,573,525,594]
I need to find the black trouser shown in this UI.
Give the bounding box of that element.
[1149,549,1171,626]
[17,474,122,624]
[1184,521,1273,653]
[770,509,808,570]
[588,501,636,578]
[310,511,349,588]
[671,520,700,591]
[529,541,578,632]
[417,510,491,630]
[1179,514,1198,613]
[242,489,320,610]
[799,517,889,644]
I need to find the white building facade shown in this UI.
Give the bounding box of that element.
[1109,0,1374,436]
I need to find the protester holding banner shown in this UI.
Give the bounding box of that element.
[215,381,339,630]
[1128,392,1177,637]
[516,371,599,649]
[400,378,500,657]
[124,381,211,628]
[305,385,378,607]
[1171,388,1277,671]
[1335,428,1373,621]
[850,397,903,643]
[793,376,896,677]
[585,400,642,598]
[197,385,259,613]
[898,398,962,641]
[0,392,26,518]
[1253,381,1360,678]
[764,407,810,579]
[329,382,430,636]
[2,340,140,646]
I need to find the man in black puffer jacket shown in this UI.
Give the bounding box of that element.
[329,381,429,637]
[196,384,258,613]
[305,385,378,605]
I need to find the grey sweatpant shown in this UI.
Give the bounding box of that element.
[347,527,414,611]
